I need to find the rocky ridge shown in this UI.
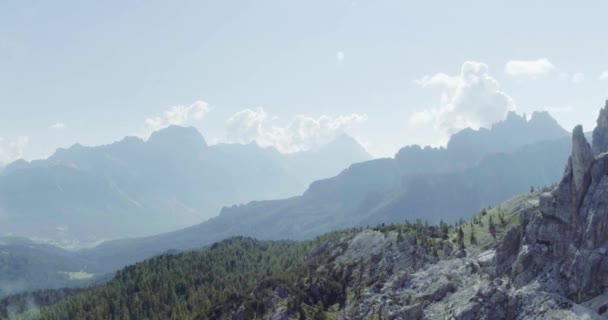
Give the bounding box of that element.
[496,100,608,308]
[214,101,608,319]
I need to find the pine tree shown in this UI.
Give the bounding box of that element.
[470,225,477,245]
[457,227,465,250]
[489,215,497,239]
[440,221,449,240]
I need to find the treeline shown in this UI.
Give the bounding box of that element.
[12,232,354,320]
[0,208,519,320]
[0,287,84,319]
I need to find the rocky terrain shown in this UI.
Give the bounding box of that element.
[81,111,570,273]
[212,101,608,319]
[5,106,608,318]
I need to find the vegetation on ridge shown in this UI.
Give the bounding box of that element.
[0,194,527,320]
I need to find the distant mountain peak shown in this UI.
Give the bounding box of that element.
[2,158,29,173]
[318,134,371,159]
[147,125,207,147]
[322,134,359,149]
[446,110,567,152]
[145,126,208,158]
[528,110,563,129]
[503,110,527,123]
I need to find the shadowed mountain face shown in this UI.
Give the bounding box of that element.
[82,111,571,272]
[0,126,370,247]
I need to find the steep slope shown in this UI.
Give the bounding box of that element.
[82,111,570,272]
[215,194,603,319]
[3,192,572,320]
[221,111,569,237]
[0,233,354,320]
[495,100,608,307]
[4,107,605,319]
[0,127,370,246]
[8,163,608,320]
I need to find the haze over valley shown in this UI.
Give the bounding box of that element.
[2,1,608,319]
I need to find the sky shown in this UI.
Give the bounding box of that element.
[2,1,608,164]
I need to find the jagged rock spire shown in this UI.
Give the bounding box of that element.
[571,125,593,193]
[592,100,608,155]
[497,100,608,302]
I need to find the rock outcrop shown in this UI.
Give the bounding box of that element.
[593,100,608,155]
[498,99,608,304]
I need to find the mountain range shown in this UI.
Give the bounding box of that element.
[0,109,576,298]
[5,101,608,319]
[0,128,370,247]
[81,110,572,272]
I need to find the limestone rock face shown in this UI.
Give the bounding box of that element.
[499,100,608,302]
[571,125,594,194]
[592,100,608,155]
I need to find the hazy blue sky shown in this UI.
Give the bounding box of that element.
[2,1,608,163]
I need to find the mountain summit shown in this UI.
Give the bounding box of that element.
[0,127,370,246]
[82,110,573,272]
[446,110,569,165]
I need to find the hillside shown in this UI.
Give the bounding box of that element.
[0,232,355,320]
[0,192,552,320]
[0,127,370,246]
[81,111,570,272]
[0,237,97,297]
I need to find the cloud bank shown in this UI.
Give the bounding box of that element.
[225,107,367,153]
[411,61,515,141]
[414,73,459,89]
[0,136,29,166]
[504,58,555,79]
[560,72,585,83]
[142,101,210,137]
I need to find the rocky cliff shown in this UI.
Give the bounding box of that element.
[209,101,608,320]
[3,105,604,319]
[496,99,608,312]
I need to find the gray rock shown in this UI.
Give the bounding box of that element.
[421,281,456,302]
[571,125,594,195]
[496,101,608,302]
[398,303,423,320]
[495,226,521,276]
[592,100,608,155]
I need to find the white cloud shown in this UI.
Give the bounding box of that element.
[0,136,29,165]
[504,58,555,79]
[410,61,515,141]
[142,100,210,137]
[414,73,460,89]
[407,110,434,126]
[599,70,608,81]
[558,71,586,83]
[49,123,65,129]
[225,107,367,153]
[571,72,585,84]
[336,51,345,65]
